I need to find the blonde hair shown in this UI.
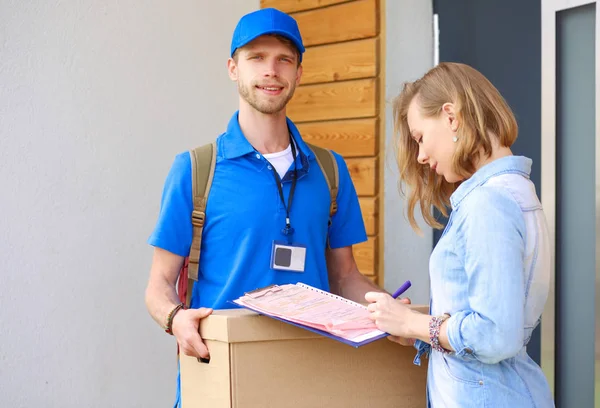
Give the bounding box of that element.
[393,62,518,230]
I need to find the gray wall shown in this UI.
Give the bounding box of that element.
[433,0,542,196]
[0,1,258,406]
[0,0,434,405]
[383,0,434,304]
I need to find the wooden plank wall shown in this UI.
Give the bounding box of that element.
[261,0,385,285]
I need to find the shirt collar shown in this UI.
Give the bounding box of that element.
[221,111,314,160]
[450,155,532,209]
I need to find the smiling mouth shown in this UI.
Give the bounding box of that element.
[257,85,284,92]
[430,163,438,171]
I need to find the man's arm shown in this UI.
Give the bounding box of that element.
[144,247,212,358]
[326,245,383,303]
[145,247,185,326]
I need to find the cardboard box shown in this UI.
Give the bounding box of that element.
[180,307,428,408]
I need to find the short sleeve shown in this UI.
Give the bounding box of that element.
[327,152,368,248]
[147,152,194,257]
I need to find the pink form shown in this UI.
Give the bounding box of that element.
[233,283,382,340]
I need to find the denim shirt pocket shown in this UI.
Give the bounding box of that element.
[435,354,487,407]
[439,353,484,387]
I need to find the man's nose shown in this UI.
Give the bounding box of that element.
[263,59,279,77]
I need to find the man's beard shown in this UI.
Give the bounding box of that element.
[238,80,297,114]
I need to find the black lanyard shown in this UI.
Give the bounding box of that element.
[268,137,297,238]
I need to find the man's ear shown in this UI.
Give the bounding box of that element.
[442,102,459,132]
[227,58,238,81]
[295,64,303,86]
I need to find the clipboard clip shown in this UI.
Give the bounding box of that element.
[244,284,283,299]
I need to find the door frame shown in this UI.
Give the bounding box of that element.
[541,0,599,404]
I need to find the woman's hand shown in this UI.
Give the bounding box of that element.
[365,292,419,345]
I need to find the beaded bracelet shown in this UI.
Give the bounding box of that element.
[164,303,185,335]
[429,313,451,354]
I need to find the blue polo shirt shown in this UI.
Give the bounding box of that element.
[148,112,367,310]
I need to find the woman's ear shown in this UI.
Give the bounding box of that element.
[442,102,459,132]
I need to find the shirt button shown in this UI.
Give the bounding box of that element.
[255,153,261,159]
[267,165,272,170]
[478,380,484,386]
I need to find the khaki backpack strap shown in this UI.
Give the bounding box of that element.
[186,142,217,307]
[308,143,339,219]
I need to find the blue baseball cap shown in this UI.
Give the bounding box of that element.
[231,8,305,62]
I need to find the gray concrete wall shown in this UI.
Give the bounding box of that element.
[0,1,435,405]
[0,1,258,406]
[383,0,434,304]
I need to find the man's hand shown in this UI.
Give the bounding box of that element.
[172,307,213,358]
[326,246,382,303]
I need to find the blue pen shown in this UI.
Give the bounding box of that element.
[391,280,412,299]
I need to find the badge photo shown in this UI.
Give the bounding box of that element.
[271,241,306,272]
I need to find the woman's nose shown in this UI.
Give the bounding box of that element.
[417,145,428,165]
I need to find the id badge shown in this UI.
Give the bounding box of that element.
[271,241,306,272]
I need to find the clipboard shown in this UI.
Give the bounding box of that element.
[232,283,389,348]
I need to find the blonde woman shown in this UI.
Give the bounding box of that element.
[366,63,554,407]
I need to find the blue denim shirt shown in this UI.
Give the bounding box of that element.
[414,156,554,407]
